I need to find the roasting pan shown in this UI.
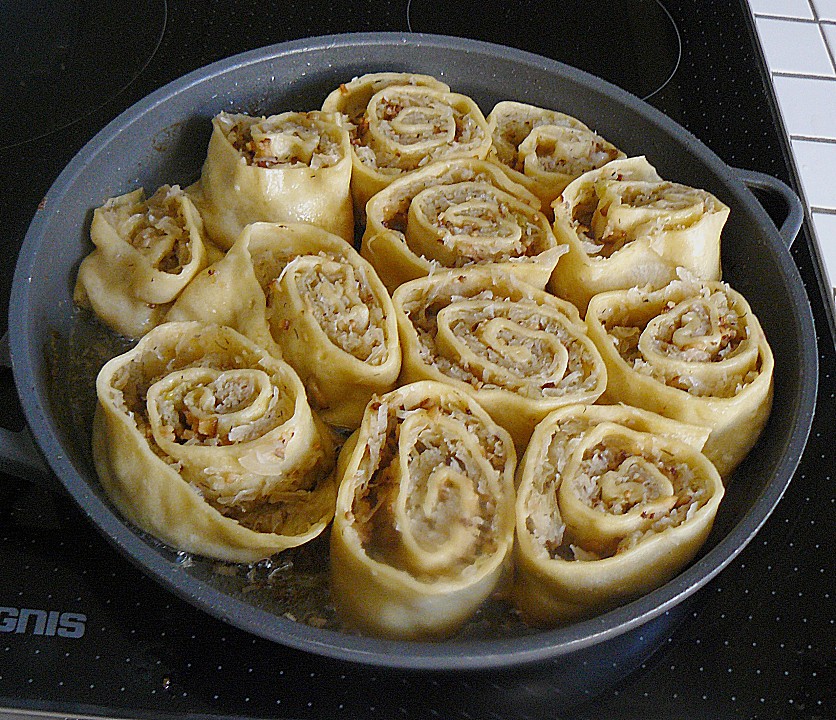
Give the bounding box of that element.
[2,33,817,671]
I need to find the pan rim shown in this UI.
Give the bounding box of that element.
[8,31,819,671]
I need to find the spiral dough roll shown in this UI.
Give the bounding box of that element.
[330,381,517,640]
[189,111,354,249]
[322,72,492,215]
[514,403,724,625]
[487,100,624,216]
[585,275,774,476]
[93,322,337,563]
[74,185,209,338]
[393,267,607,447]
[549,156,728,314]
[362,157,566,292]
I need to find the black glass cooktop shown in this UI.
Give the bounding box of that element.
[407,0,681,100]
[0,0,167,150]
[1,1,834,718]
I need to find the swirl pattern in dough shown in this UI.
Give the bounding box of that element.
[585,275,774,476]
[514,403,723,625]
[322,73,492,214]
[549,156,729,313]
[93,321,337,563]
[321,71,451,121]
[487,100,624,215]
[189,111,354,249]
[168,222,401,429]
[362,158,566,292]
[393,267,607,447]
[330,380,516,639]
[73,185,209,338]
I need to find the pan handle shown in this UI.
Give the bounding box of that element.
[734,167,805,248]
[0,332,56,488]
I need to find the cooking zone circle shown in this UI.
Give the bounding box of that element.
[406,0,681,100]
[0,0,167,150]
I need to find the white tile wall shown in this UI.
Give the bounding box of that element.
[772,75,836,138]
[812,0,836,21]
[755,16,834,74]
[791,138,836,207]
[748,0,836,293]
[750,0,814,17]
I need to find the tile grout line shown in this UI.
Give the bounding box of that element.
[751,3,836,76]
[752,14,813,21]
[771,70,836,79]
[788,133,836,143]
[752,13,836,25]
[752,13,836,78]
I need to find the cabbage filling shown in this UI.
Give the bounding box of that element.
[221,112,344,169]
[603,285,760,397]
[276,253,389,365]
[526,418,708,562]
[349,396,508,581]
[405,289,600,398]
[103,185,193,273]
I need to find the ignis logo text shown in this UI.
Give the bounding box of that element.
[0,607,87,638]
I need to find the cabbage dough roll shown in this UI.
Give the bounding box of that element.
[74,185,210,338]
[487,100,624,216]
[514,403,723,625]
[189,110,353,249]
[549,156,729,314]
[322,73,492,215]
[362,157,566,292]
[586,275,774,477]
[322,72,451,120]
[168,222,401,429]
[93,321,337,563]
[330,380,516,640]
[393,267,607,448]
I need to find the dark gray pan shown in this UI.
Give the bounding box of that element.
[6,33,817,671]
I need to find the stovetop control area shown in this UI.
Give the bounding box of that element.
[1,1,833,718]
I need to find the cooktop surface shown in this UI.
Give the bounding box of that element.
[1,1,833,719]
